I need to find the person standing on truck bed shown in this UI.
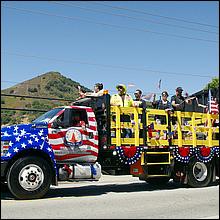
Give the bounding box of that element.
[86,83,104,97]
[152,91,173,112]
[171,87,186,111]
[132,89,146,138]
[133,89,147,109]
[171,87,192,111]
[152,91,173,139]
[110,84,133,107]
[110,84,133,138]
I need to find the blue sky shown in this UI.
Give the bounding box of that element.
[1,1,219,99]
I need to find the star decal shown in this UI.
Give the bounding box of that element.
[13,147,19,153]
[28,139,33,145]
[47,147,52,152]
[20,129,26,136]
[21,143,26,148]
[16,136,21,142]
[6,152,11,157]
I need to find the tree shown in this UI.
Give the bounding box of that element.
[204,77,219,89]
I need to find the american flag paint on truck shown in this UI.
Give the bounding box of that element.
[1,106,99,166]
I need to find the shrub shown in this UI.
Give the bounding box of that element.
[28,87,38,93]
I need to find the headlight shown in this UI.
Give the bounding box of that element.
[1,141,10,156]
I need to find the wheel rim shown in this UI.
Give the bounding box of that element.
[192,162,207,182]
[19,164,44,191]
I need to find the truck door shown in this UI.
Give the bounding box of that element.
[48,107,98,163]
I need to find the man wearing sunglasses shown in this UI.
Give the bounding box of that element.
[152,91,173,112]
[110,84,133,138]
[110,84,133,107]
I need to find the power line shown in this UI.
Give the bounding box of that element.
[50,1,218,35]
[1,5,218,43]
[1,107,48,112]
[88,1,219,28]
[2,51,217,78]
[1,81,168,96]
[1,93,74,102]
[1,80,42,86]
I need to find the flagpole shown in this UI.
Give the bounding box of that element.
[208,87,212,113]
[158,79,161,101]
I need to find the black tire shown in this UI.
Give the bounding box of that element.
[7,156,53,200]
[187,157,212,188]
[1,181,9,192]
[215,157,219,177]
[145,177,170,185]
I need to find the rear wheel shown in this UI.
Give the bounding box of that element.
[187,157,212,187]
[7,156,52,199]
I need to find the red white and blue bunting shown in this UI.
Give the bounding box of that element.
[116,146,143,165]
[214,146,219,158]
[173,146,217,163]
[194,146,215,163]
[173,146,194,163]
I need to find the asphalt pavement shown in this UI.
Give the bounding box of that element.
[1,175,219,219]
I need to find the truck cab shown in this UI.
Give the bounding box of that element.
[1,105,101,199]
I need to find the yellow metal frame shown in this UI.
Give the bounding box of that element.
[110,106,219,148]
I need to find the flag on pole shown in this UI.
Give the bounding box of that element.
[127,83,135,87]
[208,89,219,114]
[142,93,154,101]
[208,89,212,113]
[158,79,161,90]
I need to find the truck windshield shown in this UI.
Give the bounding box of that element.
[32,108,63,123]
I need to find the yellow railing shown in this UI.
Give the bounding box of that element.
[110,106,219,148]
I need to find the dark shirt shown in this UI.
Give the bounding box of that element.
[152,99,173,110]
[171,95,185,111]
[152,99,172,124]
[133,98,146,124]
[134,98,147,109]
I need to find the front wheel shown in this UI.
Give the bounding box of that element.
[187,157,212,188]
[7,156,53,199]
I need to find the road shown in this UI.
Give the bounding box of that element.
[1,175,219,219]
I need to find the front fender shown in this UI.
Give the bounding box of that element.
[1,135,57,175]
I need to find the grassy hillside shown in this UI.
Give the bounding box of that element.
[1,71,91,125]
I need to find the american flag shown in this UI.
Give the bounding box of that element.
[208,89,219,114]
[1,123,57,171]
[48,106,99,162]
[142,93,154,101]
[1,106,99,165]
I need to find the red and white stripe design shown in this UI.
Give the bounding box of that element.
[210,100,219,114]
[48,106,99,162]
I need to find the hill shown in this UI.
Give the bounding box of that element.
[1,71,91,125]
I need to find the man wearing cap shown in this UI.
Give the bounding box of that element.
[110,84,133,138]
[110,84,133,107]
[171,87,186,111]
